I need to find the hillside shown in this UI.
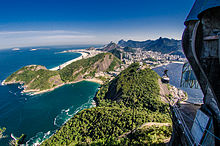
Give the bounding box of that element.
[59,53,121,82]
[42,63,172,145]
[4,65,62,92]
[3,53,121,94]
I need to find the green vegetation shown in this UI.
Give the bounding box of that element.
[42,63,171,145]
[118,125,172,145]
[106,56,121,72]
[0,127,7,139]
[5,65,60,91]
[60,53,104,82]
[96,63,167,112]
[97,76,109,82]
[60,53,121,82]
[4,53,121,92]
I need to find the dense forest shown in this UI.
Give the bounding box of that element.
[42,63,172,145]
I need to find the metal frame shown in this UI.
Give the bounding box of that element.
[180,62,200,89]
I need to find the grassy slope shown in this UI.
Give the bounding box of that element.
[4,53,121,91]
[59,53,121,82]
[42,63,171,145]
[5,66,59,91]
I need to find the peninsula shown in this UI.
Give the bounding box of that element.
[42,63,187,145]
[2,53,121,95]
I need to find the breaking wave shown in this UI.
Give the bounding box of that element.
[26,130,55,146]
[54,95,95,127]
[28,95,96,145]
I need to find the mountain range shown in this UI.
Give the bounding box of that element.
[102,37,184,57]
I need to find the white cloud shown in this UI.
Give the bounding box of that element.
[41,35,94,39]
[0,30,97,49]
[0,30,83,35]
[0,29,182,50]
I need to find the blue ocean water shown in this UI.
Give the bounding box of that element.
[0,46,100,145]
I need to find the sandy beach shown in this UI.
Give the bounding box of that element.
[2,50,103,95]
[49,52,88,71]
[25,78,103,95]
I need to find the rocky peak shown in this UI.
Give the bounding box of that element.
[102,41,120,51]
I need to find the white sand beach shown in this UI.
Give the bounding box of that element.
[49,52,88,71]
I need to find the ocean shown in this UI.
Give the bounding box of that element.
[0,47,203,145]
[0,46,100,145]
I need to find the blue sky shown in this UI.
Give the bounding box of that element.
[0,0,195,49]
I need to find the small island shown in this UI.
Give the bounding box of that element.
[2,53,121,95]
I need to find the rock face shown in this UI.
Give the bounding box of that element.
[93,54,114,72]
[169,86,187,100]
[158,79,188,103]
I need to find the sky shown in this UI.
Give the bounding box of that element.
[0,0,195,49]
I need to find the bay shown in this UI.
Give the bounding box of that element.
[0,46,100,145]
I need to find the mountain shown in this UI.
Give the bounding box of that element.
[143,37,182,54]
[118,37,183,55]
[3,53,121,94]
[101,41,121,51]
[101,42,136,60]
[42,63,172,145]
[118,39,151,48]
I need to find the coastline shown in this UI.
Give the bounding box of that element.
[3,78,102,96]
[1,80,5,86]
[36,82,99,145]
[2,51,103,95]
[49,52,88,71]
[22,78,103,95]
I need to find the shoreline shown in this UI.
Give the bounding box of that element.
[49,52,88,71]
[2,50,103,95]
[1,80,5,86]
[21,78,103,95]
